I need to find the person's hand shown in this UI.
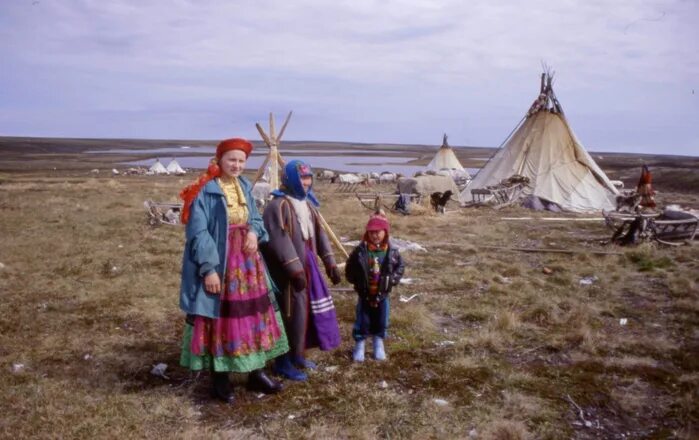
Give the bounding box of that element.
[291,273,307,292]
[327,265,342,285]
[204,272,222,294]
[243,231,258,254]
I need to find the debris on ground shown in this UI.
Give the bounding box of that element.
[0,262,5,269]
[11,363,25,373]
[342,238,426,252]
[436,340,456,347]
[399,293,420,302]
[579,275,599,286]
[324,365,338,373]
[619,318,628,326]
[399,278,417,285]
[433,398,449,407]
[495,275,512,284]
[83,354,92,361]
[542,266,553,274]
[150,363,169,379]
[379,380,388,389]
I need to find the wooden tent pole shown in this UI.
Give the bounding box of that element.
[256,123,272,147]
[316,210,349,260]
[269,112,276,141]
[277,111,293,142]
[253,154,270,184]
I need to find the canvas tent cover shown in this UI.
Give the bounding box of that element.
[398,175,460,200]
[462,74,618,212]
[166,159,186,175]
[426,134,470,177]
[148,159,168,174]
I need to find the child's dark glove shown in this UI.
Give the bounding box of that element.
[291,273,307,292]
[327,265,342,285]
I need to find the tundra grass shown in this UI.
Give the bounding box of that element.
[0,172,697,439]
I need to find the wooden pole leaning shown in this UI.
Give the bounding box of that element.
[315,209,350,261]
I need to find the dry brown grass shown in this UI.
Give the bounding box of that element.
[1,169,698,439]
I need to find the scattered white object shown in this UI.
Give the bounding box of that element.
[256,393,265,399]
[324,365,338,373]
[619,318,628,326]
[11,363,25,373]
[433,398,449,406]
[118,244,123,249]
[399,294,419,303]
[90,169,100,174]
[83,354,92,361]
[287,415,296,420]
[150,363,169,379]
[111,266,118,272]
[399,278,416,286]
[391,238,427,252]
[495,275,511,284]
[468,428,478,438]
[579,276,598,286]
[436,340,455,347]
[584,421,593,428]
[342,238,426,252]
[379,380,388,389]
[0,262,5,269]
[111,169,120,175]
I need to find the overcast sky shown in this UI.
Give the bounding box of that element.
[1,0,697,155]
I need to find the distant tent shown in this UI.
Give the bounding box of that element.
[427,134,465,171]
[426,134,470,183]
[166,158,186,175]
[461,71,618,212]
[148,159,168,175]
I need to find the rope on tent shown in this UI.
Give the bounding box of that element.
[474,114,526,178]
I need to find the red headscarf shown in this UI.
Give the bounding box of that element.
[179,138,253,224]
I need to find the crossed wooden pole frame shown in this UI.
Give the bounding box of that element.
[253,111,349,260]
[253,111,292,189]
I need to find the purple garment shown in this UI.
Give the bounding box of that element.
[304,244,342,351]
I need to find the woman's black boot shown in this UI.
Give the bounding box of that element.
[247,369,284,394]
[211,372,235,404]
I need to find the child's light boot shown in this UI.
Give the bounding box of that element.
[373,336,386,361]
[352,340,365,362]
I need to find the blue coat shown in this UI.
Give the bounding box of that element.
[179,176,269,318]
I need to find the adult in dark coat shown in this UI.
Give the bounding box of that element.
[261,160,342,381]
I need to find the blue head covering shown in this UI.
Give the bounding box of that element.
[271,160,320,207]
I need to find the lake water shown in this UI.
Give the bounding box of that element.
[127,154,479,176]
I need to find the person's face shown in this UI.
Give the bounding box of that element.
[219,149,246,177]
[300,175,313,192]
[368,229,386,245]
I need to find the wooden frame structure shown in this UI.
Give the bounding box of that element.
[253,111,292,189]
[604,210,698,246]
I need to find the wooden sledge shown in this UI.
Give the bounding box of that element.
[144,200,182,226]
[355,192,422,213]
[603,210,698,246]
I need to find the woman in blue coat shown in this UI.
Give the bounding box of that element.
[178,138,288,404]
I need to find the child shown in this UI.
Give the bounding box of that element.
[345,214,404,361]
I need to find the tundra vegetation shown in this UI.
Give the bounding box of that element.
[0,142,697,439]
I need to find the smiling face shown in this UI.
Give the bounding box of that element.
[300,175,313,193]
[219,149,246,178]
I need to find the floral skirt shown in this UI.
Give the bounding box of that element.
[180,224,288,372]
